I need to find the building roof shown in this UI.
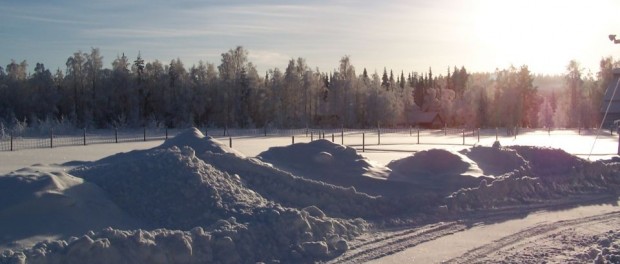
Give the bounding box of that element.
[411,112,442,124]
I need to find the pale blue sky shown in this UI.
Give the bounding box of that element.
[2,0,619,75]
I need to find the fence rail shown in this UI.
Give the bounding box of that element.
[0,127,617,152]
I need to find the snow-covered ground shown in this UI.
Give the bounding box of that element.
[1,128,620,263]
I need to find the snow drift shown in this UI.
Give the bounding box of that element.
[1,128,372,263]
[257,139,390,181]
[459,146,528,176]
[446,146,620,211]
[0,167,141,251]
[256,140,427,199]
[385,149,493,196]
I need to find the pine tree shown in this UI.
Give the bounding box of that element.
[428,67,433,88]
[381,68,389,89]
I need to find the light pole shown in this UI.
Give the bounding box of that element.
[610,34,620,155]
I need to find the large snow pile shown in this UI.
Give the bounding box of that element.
[258,139,390,180]
[71,145,267,229]
[1,207,366,264]
[256,140,428,199]
[385,149,491,195]
[0,167,141,250]
[459,146,528,176]
[2,128,372,263]
[156,128,399,218]
[387,149,472,177]
[446,146,620,211]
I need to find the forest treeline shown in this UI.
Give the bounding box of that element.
[0,46,618,130]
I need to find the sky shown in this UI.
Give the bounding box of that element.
[1,0,620,76]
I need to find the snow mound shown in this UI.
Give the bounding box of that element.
[459,146,528,176]
[1,209,367,263]
[385,149,488,195]
[200,150,402,218]
[71,145,266,229]
[32,131,372,262]
[507,146,583,176]
[0,168,141,250]
[159,127,245,158]
[388,149,475,177]
[258,141,470,208]
[447,147,620,211]
[258,139,390,181]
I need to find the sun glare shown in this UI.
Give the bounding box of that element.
[472,0,613,73]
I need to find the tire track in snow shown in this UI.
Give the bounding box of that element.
[443,211,620,264]
[328,221,467,263]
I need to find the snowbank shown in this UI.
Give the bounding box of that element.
[256,140,429,199]
[0,167,141,251]
[71,145,267,229]
[459,146,528,176]
[2,128,371,263]
[385,149,491,195]
[258,139,390,181]
[1,209,366,264]
[446,146,620,211]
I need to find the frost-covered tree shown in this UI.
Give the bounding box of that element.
[65,52,87,126]
[565,60,581,127]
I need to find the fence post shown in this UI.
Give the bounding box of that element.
[204,127,208,137]
[478,128,480,142]
[378,128,381,145]
[229,137,232,148]
[311,132,313,141]
[115,128,118,143]
[264,126,267,137]
[462,129,465,145]
[143,127,146,141]
[362,133,365,152]
[292,135,295,144]
[10,132,13,151]
[417,127,420,144]
[332,133,334,142]
[50,128,53,148]
[495,127,498,141]
[409,125,412,136]
[166,127,168,139]
[514,126,517,140]
[83,128,86,145]
[341,128,344,145]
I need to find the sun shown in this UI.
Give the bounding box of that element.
[471,0,616,74]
